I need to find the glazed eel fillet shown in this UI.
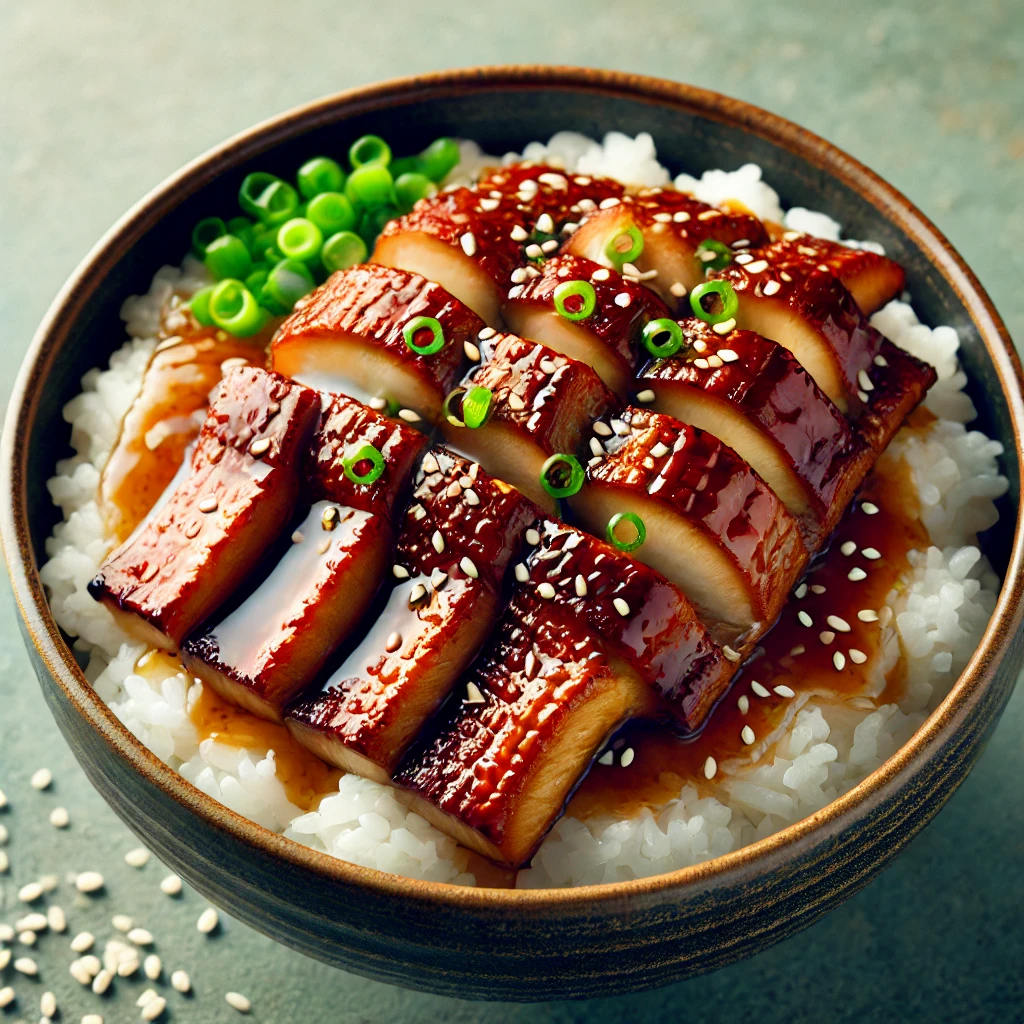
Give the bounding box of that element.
[439,331,615,512]
[287,450,535,782]
[180,395,426,722]
[89,367,320,652]
[269,263,483,425]
[396,518,732,866]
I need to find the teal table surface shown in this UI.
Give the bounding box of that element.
[1,1,1022,1020]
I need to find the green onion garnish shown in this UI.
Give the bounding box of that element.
[689,280,739,325]
[204,234,253,281]
[695,238,733,272]
[263,259,315,313]
[443,385,492,429]
[418,138,460,182]
[394,172,437,211]
[297,156,346,199]
[642,318,685,358]
[606,512,646,552]
[345,164,395,207]
[343,443,385,485]
[540,453,585,499]
[239,174,300,226]
[403,316,445,356]
[349,135,392,169]
[321,231,368,273]
[191,217,227,256]
[604,223,644,270]
[276,218,323,263]
[553,280,597,321]
[189,286,216,327]
[208,280,266,337]
[306,192,357,236]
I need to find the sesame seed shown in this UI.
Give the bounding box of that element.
[694,357,710,369]
[159,874,182,896]
[589,437,604,457]
[862,547,881,560]
[408,583,427,606]
[794,583,808,599]
[431,569,448,591]
[762,279,781,296]
[538,582,556,599]
[464,488,480,506]
[722,645,741,662]
[751,681,770,698]
[0,989,13,1009]
[398,408,422,423]
[128,927,153,947]
[653,212,673,223]
[741,726,756,745]
[16,913,46,933]
[575,574,587,597]
[478,197,499,212]
[707,354,724,368]
[598,750,615,766]
[858,609,879,622]
[464,341,481,362]
[226,992,252,1014]
[874,354,889,367]
[539,357,558,374]
[71,932,95,953]
[620,748,635,768]
[30,768,52,790]
[0,850,8,874]
[858,369,875,392]
[510,225,529,242]
[849,648,868,665]
[857,390,869,403]
[833,651,847,671]
[650,441,669,458]
[19,930,36,945]
[198,495,218,514]
[593,421,612,437]
[368,396,388,410]
[848,567,867,581]
[718,348,739,362]
[137,988,159,1007]
[82,1015,103,1024]
[197,907,219,934]
[669,282,687,297]
[614,293,631,307]
[525,528,541,546]
[780,271,793,282]
[773,684,796,699]
[92,968,113,994]
[673,211,691,223]
[0,950,8,970]
[514,563,529,583]
[737,695,750,714]
[523,651,536,679]
[635,389,656,403]
[41,991,57,1018]
[797,610,813,627]
[460,556,479,580]
[0,823,6,844]
[113,915,135,934]
[840,540,857,556]
[141,996,167,1021]
[712,319,736,335]
[524,243,543,260]
[171,970,191,993]
[810,584,826,594]
[45,904,65,933]
[49,805,71,828]
[697,210,719,221]
[703,756,718,780]
[535,213,555,233]
[431,530,445,553]
[249,437,271,457]
[392,565,410,581]
[460,233,477,257]
[591,267,611,282]
[861,501,879,515]
[18,882,43,903]
[511,267,528,284]
[819,631,836,645]
[613,597,631,617]
[745,259,769,274]
[827,614,851,633]
[790,645,806,656]
[70,955,97,985]
[541,239,559,254]
[14,956,38,975]
[599,197,621,209]
[124,847,149,868]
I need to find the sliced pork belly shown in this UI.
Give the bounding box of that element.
[439,333,615,512]
[180,397,427,721]
[563,188,770,310]
[89,367,319,652]
[269,264,483,424]
[571,408,808,648]
[709,239,936,429]
[287,451,536,781]
[640,319,874,543]
[100,332,265,544]
[396,598,659,867]
[501,254,670,397]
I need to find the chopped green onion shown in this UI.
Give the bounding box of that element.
[276,217,323,262]
[419,138,460,182]
[208,279,266,337]
[306,192,356,235]
[321,231,368,273]
[204,234,252,281]
[389,156,424,179]
[345,164,395,207]
[356,204,397,247]
[443,385,492,428]
[239,174,300,226]
[244,267,270,299]
[343,443,386,485]
[349,135,391,169]
[695,238,732,271]
[191,217,227,256]
[190,286,216,326]
[394,172,437,210]
[642,318,685,358]
[264,259,315,312]
[540,454,585,499]
[297,156,346,199]
[604,223,644,270]
[606,512,646,552]
[689,280,739,325]
[227,216,253,236]
[403,316,445,356]
[553,280,597,321]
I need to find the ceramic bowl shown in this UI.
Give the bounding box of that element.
[3,67,1022,1001]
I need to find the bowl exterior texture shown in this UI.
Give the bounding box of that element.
[4,68,1022,1001]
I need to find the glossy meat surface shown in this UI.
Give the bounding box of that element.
[88,367,320,650]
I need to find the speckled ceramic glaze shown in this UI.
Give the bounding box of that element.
[2,68,1021,1001]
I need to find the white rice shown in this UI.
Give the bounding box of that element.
[39,133,1007,890]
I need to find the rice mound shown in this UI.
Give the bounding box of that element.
[38,133,1007,890]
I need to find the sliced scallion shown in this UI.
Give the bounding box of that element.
[606,511,646,552]
[191,217,227,256]
[689,280,739,325]
[343,443,385,485]
[349,135,392,169]
[297,156,346,199]
[403,316,445,356]
[208,279,265,337]
[695,238,732,271]
[553,280,597,321]
[276,218,323,262]
[540,453,585,499]
[642,318,684,358]
[321,231,368,273]
[604,223,644,270]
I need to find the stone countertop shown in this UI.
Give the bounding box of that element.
[1,0,1021,1020]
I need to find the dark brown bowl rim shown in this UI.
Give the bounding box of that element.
[2,65,1022,910]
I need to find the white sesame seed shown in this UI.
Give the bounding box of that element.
[398,408,422,423]
[117,955,139,977]
[18,930,36,945]
[598,750,614,766]
[797,610,813,627]
[459,556,479,580]
[249,437,271,457]
[92,968,114,995]
[620,748,635,768]
[840,540,857,556]
[171,970,191,993]
[849,648,868,665]
[128,928,153,946]
[141,996,167,1021]
[48,806,69,828]
[773,684,796,699]
[613,597,630,617]
[722,645,741,662]
[827,615,852,633]
[198,495,218,514]
[70,956,96,985]
[858,390,869,403]
[694,358,709,369]
[611,292,630,308]
[524,243,543,260]
[18,882,43,903]
[0,950,8,970]
[0,988,13,1010]
[741,726,756,745]
[848,567,867,581]
[574,574,587,597]
[71,932,95,953]
[540,238,559,253]
[858,369,875,392]
[795,583,808,599]
[673,210,691,223]
[762,279,781,296]
[0,924,11,942]
[510,225,529,242]
[30,768,52,790]
[810,584,827,594]
[751,681,770,698]
[136,988,159,1007]
[159,875,182,897]
[833,651,847,671]
[538,582,556,600]
[144,954,161,981]
[861,501,879,515]
[82,1015,104,1024]
[589,437,604,457]
[0,823,6,844]
[525,528,541,546]
[0,852,8,875]
[197,907,219,934]
[819,631,836,645]
[459,232,477,257]
[790,645,806,656]
[650,441,669,458]
[431,530,445,554]
[862,547,881,560]
[226,992,252,1014]
[745,259,769,274]
[368,396,388,411]
[40,991,57,1018]
[858,609,879,622]
[112,914,133,933]
[635,389,656,403]
[703,756,718,780]
[737,695,750,714]
[464,487,480,506]
[16,913,47,933]
[14,956,38,976]
[478,197,500,212]
[510,267,528,284]
[514,563,529,583]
